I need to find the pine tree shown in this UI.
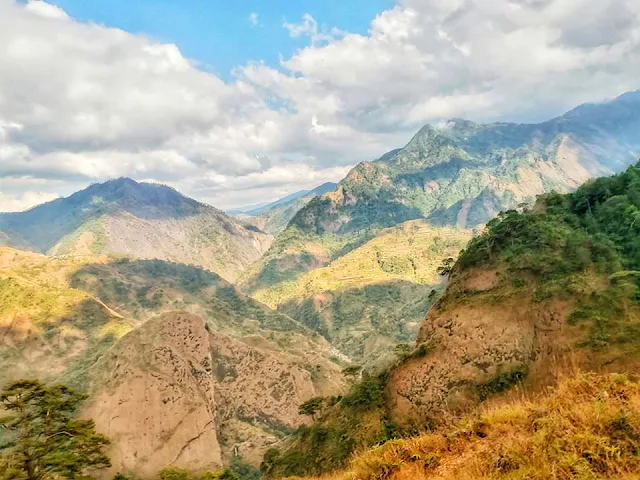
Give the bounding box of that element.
[0,379,110,480]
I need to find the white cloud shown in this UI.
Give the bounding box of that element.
[283,14,343,46]
[0,191,60,212]
[0,0,639,210]
[249,12,259,27]
[24,0,68,19]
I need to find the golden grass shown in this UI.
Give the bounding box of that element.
[292,372,640,480]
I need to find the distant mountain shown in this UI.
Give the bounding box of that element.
[0,178,273,281]
[241,182,338,235]
[241,91,640,365]
[244,91,640,291]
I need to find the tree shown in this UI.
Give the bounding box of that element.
[436,257,456,277]
[341,365,362,383]
[0,379,110,480]
[298,397,324,421]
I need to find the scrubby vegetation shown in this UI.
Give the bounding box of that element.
[297,372,640,480]
[459,161,640,355]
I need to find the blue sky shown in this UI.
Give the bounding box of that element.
[1,0,638,211]
[48,0,395,78]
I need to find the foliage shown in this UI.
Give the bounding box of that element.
[159,467,240,480]
[0,379,110,480]
[298,398,324,420]
[457,162,640,354]
[436,257,455,277]
[262,373,396,478]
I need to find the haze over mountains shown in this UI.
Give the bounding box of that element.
[233,183,338,235]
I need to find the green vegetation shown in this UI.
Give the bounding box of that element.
[459,161,640,354]
[298,397,324,421]
[246,222,469,365]
[261,372,394,478]
[0,380,110,480]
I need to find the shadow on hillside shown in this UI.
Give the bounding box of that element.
[278,279,436,358]
[70,259,226,302]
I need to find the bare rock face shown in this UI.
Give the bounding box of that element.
[85,313,223,477]
[86,311,340,476]
[386,268,572,422]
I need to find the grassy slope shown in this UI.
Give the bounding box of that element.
[263,162,640,478]
[295,372,640,480]
[248,221,471,364]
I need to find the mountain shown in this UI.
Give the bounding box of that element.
[263,161,640,478]
[250,221,471,366]
[238,183,338,235]
[240,92,640,366]
[0,178,273,282]
[0,249,345,476]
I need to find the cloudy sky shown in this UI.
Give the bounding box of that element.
[1,0,639,211]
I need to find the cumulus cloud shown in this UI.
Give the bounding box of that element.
[249,13,259,27]
[0,191,60,212]
[0,0,639,211]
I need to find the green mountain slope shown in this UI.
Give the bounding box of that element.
[0,249,344,476]
[0,178,273,282]
[264,160,640,479]
[244,91,640,293]
[250,221,471,365]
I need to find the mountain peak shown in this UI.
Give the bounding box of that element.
[77,177,202,212]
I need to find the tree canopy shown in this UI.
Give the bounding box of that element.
[0,380,110,480]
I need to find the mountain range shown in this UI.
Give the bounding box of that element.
[240,91,640,365]
[1,90,640,479]
[233,183,338,235]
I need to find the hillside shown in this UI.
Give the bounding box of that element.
[290,372,640,480]
[0,178,273,282]
[250,221,471,365]
[240,183,338,235]
[263,161,640,478]
[0,249,345,476]
[244,91,640,295]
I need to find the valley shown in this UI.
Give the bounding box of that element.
[1,91,640,480]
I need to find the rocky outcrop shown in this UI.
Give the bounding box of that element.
[86,312,342,476]
[386,268,574,422]
[85,313,223,477]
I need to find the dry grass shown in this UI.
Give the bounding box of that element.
[291,372,640,480]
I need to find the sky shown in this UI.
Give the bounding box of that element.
[0,0,639,211]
